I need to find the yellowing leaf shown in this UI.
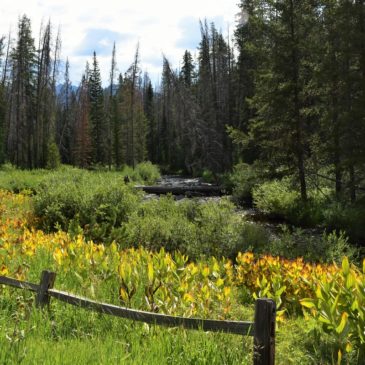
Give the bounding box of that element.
[202,267,210,278]
[216,278,224,287]
[342,257,350,276]
[183,293,194,303]
[300,299,316,309]
[119,287,128,303]
[336,312,349,334]
[223,287,231,297]
[148,262,154,283]
[337,349,342,365]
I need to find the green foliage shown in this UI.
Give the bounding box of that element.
[253,178,301,218]
[323,201,365,245]
[124,196,261,259]
[194,199,245,259]
[123,197,197,254]
[45,142,61,170]
[201,169,216,184]
[0,166,50,194]
[252,178,330,226]
[33,171,142,243]
[269,226,358,264]
[229,163,263,204]
[132,161,161,185]
[0,163,160,194]
[237,223,271,254]
[301,257,365,364]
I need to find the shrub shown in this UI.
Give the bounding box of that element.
[123,196,253,259]
[252,178,330,226]
[269,226,358,263]
[194,199,244,259]
[123,162,161,185]
[201,169,216,184]
[229,163,263,205]
[301,257,365,364]
[253,178,300,218]
[123,197,197,254]
[236,223,272,254]
[45,142,61,170]
[33,172,142,243]
[324,200,365,245]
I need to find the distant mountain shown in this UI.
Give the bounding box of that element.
[55,84,79,95]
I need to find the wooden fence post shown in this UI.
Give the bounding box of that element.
[253,298,276,365]
[36,270,56,308]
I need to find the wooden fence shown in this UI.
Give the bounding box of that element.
[0,270,276,365]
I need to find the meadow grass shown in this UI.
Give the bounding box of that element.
[0,173,358,364]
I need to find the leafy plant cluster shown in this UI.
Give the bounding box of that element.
[1,190,365,363]
[301,258,365,364]
[33,173,142,243]
[230,170,365,244]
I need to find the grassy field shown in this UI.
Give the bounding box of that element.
[0,169,364,364]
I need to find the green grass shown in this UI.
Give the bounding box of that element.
[0,169,357,364]
[0,162,161,194]
[0,287,334,365]
[0,289,252,365]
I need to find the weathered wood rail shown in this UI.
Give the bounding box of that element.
[0,270,276,365]
[135,185,225,196]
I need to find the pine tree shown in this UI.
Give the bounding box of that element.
[88,51,105,165]
[121,44,147,167]
[35,20,59,168]
[73,67,92,168]
[113,73,124,167]
[143,74,156,163]
[107,42,117,169]
[0,37,6,163]
[56,58,73,163]
[180,50,195,87]
[244,0,321,201]
[8,15,37,168]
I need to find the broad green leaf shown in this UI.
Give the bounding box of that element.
[351,299,359,311]
[318,311,331,325]
[346,272,355,289]
[331,294,340,315]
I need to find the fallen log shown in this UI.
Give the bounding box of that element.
[135,185,225,196]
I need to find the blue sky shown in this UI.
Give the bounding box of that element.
[0,0,239,86]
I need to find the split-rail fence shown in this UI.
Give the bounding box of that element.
[0,270,276,365]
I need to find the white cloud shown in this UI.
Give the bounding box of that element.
[0,0,239,86]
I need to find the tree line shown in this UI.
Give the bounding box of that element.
[0,2,365,205]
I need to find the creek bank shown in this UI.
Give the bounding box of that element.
[138,176,324,242]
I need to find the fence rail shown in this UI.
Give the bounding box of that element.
[0,270,276,365]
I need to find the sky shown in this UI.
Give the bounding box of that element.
[0,0,240,86]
